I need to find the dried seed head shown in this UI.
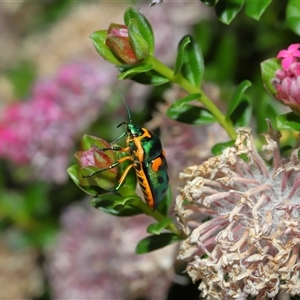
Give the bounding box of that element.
[175,128,300,300]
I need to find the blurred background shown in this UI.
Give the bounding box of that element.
[0,1,297,299]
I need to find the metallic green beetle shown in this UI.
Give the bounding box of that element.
[84,98,169,209]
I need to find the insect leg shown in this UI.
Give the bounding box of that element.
[110,131,127,145]
[92,145,130,152]
[109,163,134,191]
[83,155,133,178]
[91,131,129,152]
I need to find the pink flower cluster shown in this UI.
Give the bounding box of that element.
[277,43,300,71]
[273,44,300,112]
[273,62,300,110]
[46,201,173,299]
[0,61,116,183]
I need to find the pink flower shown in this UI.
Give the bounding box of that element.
[277,43,300,70]
[272,62,300,113]
[46,201,174,299]
[0,61,116,183]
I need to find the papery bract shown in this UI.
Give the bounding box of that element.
[176,128,300,299]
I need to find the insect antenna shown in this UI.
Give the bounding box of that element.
[115,83,132,124]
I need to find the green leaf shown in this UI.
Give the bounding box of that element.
[261,58,281,98]
[174,36,191,75]
[24,183,49,215]
[6,61,36,98]
[89,30,123,65]
[215,0,244,25]
[170,93,201,108]
[167,94,216,125]
[255,98,279,134]
[192,20,214,58]
[91,193,143,216]
[287,0,300,35]
[180,36,204,87]
[156,186,172,217]
[167,106,216,125]
[0,191,30,226]
[147,218,173,235]
[245,0,272,21]
[135,233,182,254]
[211,140,235,156]
[117,63,168,85]
[124,7,155,54]
[67,164,101,196]
[117,63,153,80]
[26,220,58,248]
[277,112,300,132]
[200,0,219,6]
[206,32,237,83]
[226,80,252,118]
[128,71,170,85]
[128,19,149,60]
[230,100,252,127]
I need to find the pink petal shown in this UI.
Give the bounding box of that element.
[281,78,292,100]
[290,62,300,75]
[277,49,288,59]
[287,43,300,52]
[282,57,294,70]
[275,69,286,80]
[292,50,300,58]
[290,78,300,104]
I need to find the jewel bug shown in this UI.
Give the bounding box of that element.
[83,94,169,210]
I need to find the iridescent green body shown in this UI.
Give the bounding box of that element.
[126,123,169,209]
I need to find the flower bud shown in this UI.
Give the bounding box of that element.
[272,62,300,114]
[74,135,117,191]
[106,23,140,65]
[75,148,97,168]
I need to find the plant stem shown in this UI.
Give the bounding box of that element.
[135,200,184,237]
[145,55,237,140]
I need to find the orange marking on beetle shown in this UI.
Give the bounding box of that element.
[151,156,163,172]
[117,155,133,164]
[127,128,152,162]
[134,137,145,162]
[134,164,154,208]
[118,146,130,152]
[115,163,134,190]
[140,128,151,139]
